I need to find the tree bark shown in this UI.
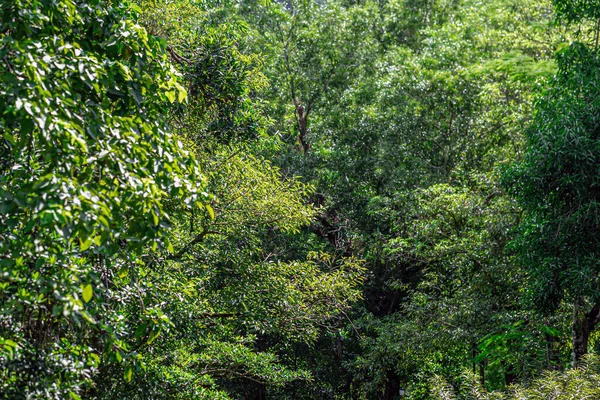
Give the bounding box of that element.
[382,369,400,400]
[479,362,485,386]
[296,104,310,153]
[572,299,600,363]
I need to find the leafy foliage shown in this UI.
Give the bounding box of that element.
[504,43,600,312]
[431,354,600,400]
[75,1,366,397]
[0,0,203,397]
[4,0,600,398]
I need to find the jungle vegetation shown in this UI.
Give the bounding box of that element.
[2,0,600,398]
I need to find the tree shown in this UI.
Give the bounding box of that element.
[83,1,365,397]
[0,0,203,396]
[504,41,600,362]
[232,0,566,396]
[502,0,600,364]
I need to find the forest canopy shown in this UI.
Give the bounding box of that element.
[1,0,600,399]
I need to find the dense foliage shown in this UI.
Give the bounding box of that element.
[1,0,200,397]
[2,0,600,398]
[431,355,600,400]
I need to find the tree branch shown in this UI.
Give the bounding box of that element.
[167,44,193,65]
[168,230,222,260]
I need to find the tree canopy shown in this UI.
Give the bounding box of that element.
[2,0,600,398]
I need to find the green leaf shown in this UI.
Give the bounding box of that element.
[177,86,187,103]
[69,392,82,400]
[165,89,176,103]
[147,328,161,345]
[80,311,96,324]
[124,365,133,382]
[206,204,215,219]
[79,237,93,251]
[98,215,110,229]
[82,284,93,303]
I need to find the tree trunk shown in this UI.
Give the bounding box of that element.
[382,370,400,400]
[296,104,310,153]
[479,362,485,386]
[572,300,589,363]
[472,342,477,375]
[572,299,600,363]
[504,363,516,387]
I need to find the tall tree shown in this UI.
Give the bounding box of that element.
[89,1,366,398]
[0,0,203,397]
[504,43,600,362]
[503,0,600,364]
